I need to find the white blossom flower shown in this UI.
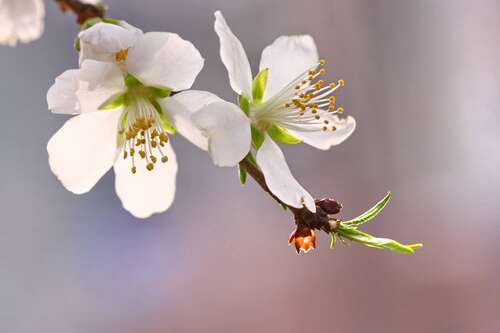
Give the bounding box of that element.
[0,0,103,46]
[0,0,44,46]
[173,11,356,213]
[47,22,204,218]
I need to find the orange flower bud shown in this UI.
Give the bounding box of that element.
[288,226,316,254]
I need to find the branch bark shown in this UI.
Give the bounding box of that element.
[239,156,338,233]
[54,0,104,24]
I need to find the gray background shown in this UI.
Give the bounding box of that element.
[1,0,499,332]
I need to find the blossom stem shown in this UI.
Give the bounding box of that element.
[54,0,104,24]
[239,156,334,232]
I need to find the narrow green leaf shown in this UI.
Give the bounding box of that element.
[151,100,176,135]
[238,95,250,116]
[99,94,125,110]
[251,125,265,150]
[335,225,422,254]
[343,192,392,226]
[252,68,269,103]
[330,234,337,249]
[239,165,247,185]
[267,124,301,145]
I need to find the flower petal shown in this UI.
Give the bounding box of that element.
[0,0,44,46]
[48,60,125,115]
[214,11,253,98]
[126,32,204,91]
[47,109,123,194]
[160,90,223,150]
[192,100,251,167]
[78,60,126,110]
[47,69,81,115]
[259,35,319,99]
[256,135,316,212]
[288,115,356,150]
[79,22,142,65]
[114,141,178,219]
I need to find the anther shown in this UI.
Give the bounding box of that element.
[139,151,146,159]
[319,59,326,65]
[338,79,345,87]
[150,156,157,164]
[131,167,137,174]
[161,156,169,163]
[146,163,154,171]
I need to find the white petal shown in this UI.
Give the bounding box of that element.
[256,135,316,212]
[47,60,125,115]
[79,22,142,65]
[192,100,251,167]
[47,109,123,195]
[160,90,223,150]
[126,32,204,91]
[214,11,253,98]
[0,0,44,46]
[288,115,356,150]
[259,35,319,99]
[47,69,81,114]
[114,142,178,219]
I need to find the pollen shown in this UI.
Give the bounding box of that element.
[115,49,129,62]
[275,57,346,132]
[120,98,171,174]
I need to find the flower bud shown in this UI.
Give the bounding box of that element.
[288,226,316,254]
[316,198,342,215]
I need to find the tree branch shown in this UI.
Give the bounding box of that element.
[239,156,340,233]
[54,0,104,24]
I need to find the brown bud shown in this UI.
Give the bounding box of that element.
[316,198,342,215]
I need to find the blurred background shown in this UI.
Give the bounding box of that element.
[1,0,499,332]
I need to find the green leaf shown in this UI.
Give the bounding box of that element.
[267,124,301,145]
[238,95,250,116]
[251,125,265,150]
[151,100,176,135]
[99,94,125,110]
[125,74,141,88]
[238,165,247,185]
[252,68,269,103]
[335,225,423,254]
[343,192,392,226]
[330,233,337,249]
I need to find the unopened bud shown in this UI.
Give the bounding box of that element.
[316,198,342,215]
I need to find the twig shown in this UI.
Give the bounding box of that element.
[54,0,104,24]
[239,156,337,232]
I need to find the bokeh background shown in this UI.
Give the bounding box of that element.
[1,0,499,332]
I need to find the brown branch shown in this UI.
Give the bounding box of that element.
[54,0,104,24]
[239,156,341,233]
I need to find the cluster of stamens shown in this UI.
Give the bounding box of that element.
[282,59,345,132]
[120,110,170,174]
